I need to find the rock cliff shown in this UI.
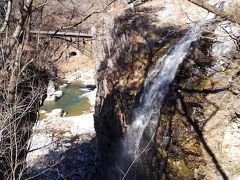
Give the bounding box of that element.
[93,1,240,179]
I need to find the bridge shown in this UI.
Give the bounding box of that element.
[0,30,93,52]
[29,30,93,52]
[30,30,92,39]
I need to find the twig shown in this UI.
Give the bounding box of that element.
[121,132,155,180]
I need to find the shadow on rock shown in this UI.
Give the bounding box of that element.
[27,137,99,180]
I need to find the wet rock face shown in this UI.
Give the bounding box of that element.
[93,3,187,179]
[94,1,240,180]
[158,23,240,179]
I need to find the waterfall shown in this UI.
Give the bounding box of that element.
[120,13,216,177]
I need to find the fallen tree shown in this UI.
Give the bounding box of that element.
[187,0,240,50]
[187,0,240,24]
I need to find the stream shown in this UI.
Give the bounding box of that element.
[40,82,92,117]
[27,81,98,179]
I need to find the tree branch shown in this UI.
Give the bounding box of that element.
[187,0,240,24]
[0,0,13,33]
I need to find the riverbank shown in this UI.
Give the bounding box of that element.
[26,46,98,178]
[26,111,97,179]
[27,89,97,179]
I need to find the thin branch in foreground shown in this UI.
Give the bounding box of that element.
[121,133,155,180]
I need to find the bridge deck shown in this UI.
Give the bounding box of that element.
[30,30,92,39]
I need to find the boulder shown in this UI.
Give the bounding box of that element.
[45,80,63,101]
[46,109,64,119]
[54,90,63,99]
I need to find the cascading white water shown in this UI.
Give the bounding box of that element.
[122,13,216,163]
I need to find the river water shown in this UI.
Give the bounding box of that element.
[41,82,91,117]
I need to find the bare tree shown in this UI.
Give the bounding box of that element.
[0,0,119,179]
[0,0,53,179]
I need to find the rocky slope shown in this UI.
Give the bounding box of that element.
[26,112,97,179]
[26,50,98,179]
[93,0,240,179]
[55,45,96,85]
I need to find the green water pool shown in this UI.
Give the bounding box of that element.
[41,86,91,117]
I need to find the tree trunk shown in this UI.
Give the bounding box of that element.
[5,0,33,57]
[0,0,13,33]
[25,15,32,44]
[187,0,240,24]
